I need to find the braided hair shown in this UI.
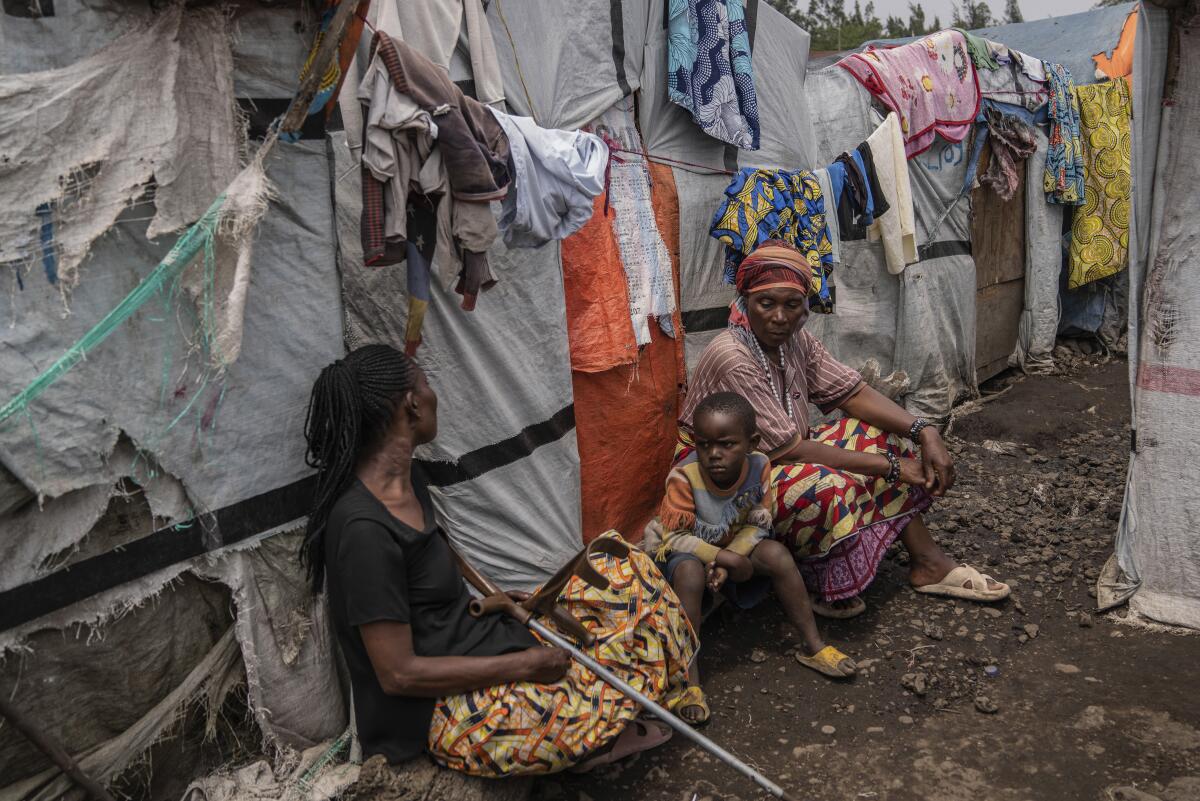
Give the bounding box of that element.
[300,344,417,589]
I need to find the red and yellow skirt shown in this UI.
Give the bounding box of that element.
[427,533,696,776]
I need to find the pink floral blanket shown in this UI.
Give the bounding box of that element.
[838,30,981,158]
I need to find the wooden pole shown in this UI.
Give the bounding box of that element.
[0,695,117,801]
[278,0,363,136]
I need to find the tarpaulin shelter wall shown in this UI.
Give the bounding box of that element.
[1110,0,1200,630]
[796,4,1167,408]
[0,3,351,794]
[969,3,1169,357]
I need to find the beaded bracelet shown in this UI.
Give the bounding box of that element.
[882,450,901,484]
[909,417,933,442]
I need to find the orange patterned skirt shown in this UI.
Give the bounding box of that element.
[427,533,696,776]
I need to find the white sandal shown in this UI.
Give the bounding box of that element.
[914,564,1011,602]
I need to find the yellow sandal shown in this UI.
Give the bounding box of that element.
[670,685,711,726]
[795,645,857,679]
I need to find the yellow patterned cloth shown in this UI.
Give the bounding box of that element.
[427,533,697,776]
[1068,79,1133,288]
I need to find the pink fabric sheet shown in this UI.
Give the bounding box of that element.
[837,30,981,158]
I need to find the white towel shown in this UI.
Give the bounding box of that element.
[866,112,919,274]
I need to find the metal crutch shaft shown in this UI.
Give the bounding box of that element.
[526,617,795,801]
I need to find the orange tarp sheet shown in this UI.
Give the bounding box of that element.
[563,164,685,544]
[1093,5,1138,88]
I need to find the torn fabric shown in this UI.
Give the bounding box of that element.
[0,6,239,290]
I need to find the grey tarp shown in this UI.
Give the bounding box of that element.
[0,0,155,74]
[0,7,240,291]
[0,529,347,796]
[485,0,652,129]
[1010,127,1062,371]
[1110,9,1199,629]
[973,3,1140,86]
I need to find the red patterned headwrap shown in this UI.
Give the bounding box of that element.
[734,240,814,297]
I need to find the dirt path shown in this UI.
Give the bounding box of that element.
[554,359,1200,801]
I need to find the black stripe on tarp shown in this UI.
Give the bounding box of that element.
[239,98,326,141]
[610,0,631,96]
[0,402,579,630]
[417,404,576,487]
[0,475,318,632]
[682,307,733,333]
[919,240,972,260]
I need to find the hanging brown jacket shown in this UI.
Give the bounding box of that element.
[370,31,510,200]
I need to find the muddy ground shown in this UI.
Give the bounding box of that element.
[548,357,1200,801]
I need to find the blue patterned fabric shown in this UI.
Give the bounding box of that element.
[667,0,761,150]
[1043,62,1085,206]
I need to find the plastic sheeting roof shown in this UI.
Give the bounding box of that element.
[809,2,1138,83]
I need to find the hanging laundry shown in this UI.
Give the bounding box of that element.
[865,113,918,274]
[983,42,1047,84]
[402,199,438,355]
[953,28,1000,71]
[853,144,891,223]
[1068,79,1132,289]
[358,32,510,352]
[1043,62,1086,206]
[487,109,608,248]
[833,152,870,240]
[387,0,506,106]
[976,57,1047,114]
[812,168,841,266]
[667,0,761,150]
[837,30,981,158]
[590,100,677,346]
[710,168,835,310]
[976,102,1039,202]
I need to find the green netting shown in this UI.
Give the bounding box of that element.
[0,194,227,427]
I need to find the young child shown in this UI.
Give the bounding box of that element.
[644,391,857,725]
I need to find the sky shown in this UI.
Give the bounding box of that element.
[863,0,1105,24]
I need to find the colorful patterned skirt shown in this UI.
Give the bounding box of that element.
[427,533,697,776]
[676,418,932,602]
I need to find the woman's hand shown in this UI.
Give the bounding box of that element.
[505,590,531,603]
[897,457,927,486]
[918,428,955,496]
[518,646,571,683]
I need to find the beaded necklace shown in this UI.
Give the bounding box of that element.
[748,335,794,420]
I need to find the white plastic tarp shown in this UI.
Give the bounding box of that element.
[1113,11,1200,630]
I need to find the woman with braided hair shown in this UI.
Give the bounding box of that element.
[677,241,1010,620]
[302,344,696,776]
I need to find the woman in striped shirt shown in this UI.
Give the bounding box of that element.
[677,241,1009,616]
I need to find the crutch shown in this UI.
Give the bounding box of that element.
[442,533,796,801]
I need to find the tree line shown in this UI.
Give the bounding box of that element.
[765,0,1026,52]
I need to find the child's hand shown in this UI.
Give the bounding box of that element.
[714,549,754,582]
[707,563,730,592]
